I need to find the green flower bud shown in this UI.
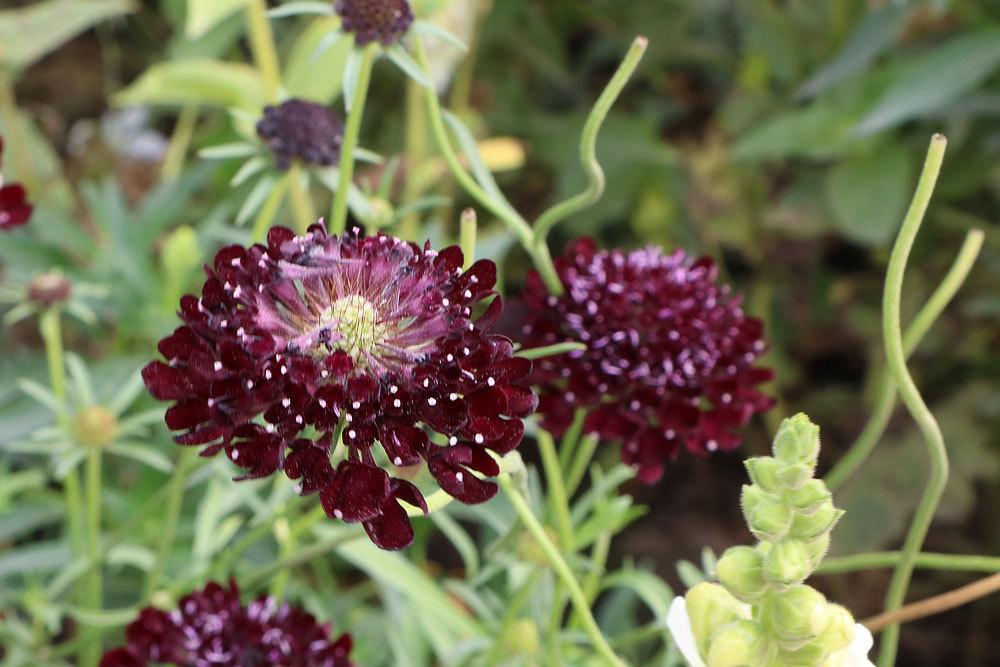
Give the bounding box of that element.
[763,539,812,590]
[501,618,540,656]
[744,457,782,493]
[813,604,855,657]
[776,641,826,666]
[363,197,395,228]
[765,586,828,644]
[685,583,749,658]
[716,546,768,602]
[790,502,844,541]
[740,484,768,518]
[706,620,764,667]
[785,479,831,515]
[72,406,119,449]
[747,497,793,542]
[803,533,831,569]
[772,414,820,466]
[776,462,813,490]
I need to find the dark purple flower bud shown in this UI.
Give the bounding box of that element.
[517,238,774,484]
[143,223,536,549]
[99,579,354,667]
[335,0,414,46]
[256,99,344,170]
[0,137,33,231]
[27,272,72,306]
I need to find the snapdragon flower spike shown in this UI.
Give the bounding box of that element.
[256,99,344,170]
[518,238,774,484]
[335,0,414,46]
[99,579,354,667]
[0,137,33,231]
[143,223,535,549]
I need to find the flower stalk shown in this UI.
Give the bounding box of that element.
[877,133,950,667]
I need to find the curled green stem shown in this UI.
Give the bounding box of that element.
[330,44,378,234]
[499,474,627,667]
[878,134,950,667]
[531,36,648,243]
[826,228,984,490]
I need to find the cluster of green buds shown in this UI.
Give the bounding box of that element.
[682,414,862,666]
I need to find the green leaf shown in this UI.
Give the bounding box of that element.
[0,504,62,542]
[267,1,333,19]
[731,104,855,162]
[386,44,434,89]
[796,4,909,99]
[107,443,174,473]
[824,145,912,245]
[185,0,254,39]
[115,59,265,111]
[0,0,133,71]
[0,541,71,579]
[284,17,351,103]
[856,29,1000,135]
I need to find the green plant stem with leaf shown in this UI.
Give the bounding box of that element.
[145,448,196,596]
[287,161,317,234]
[825,227,983,489]
[499,474,627,667]
[331,44,379,234]
[878,134,950,667]
[83,444,103,667]
[245,0,281,104]
[818,551,1000,575]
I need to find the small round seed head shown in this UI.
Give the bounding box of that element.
[335,0,414,46]
[27,272,72,306]
[256,99,344,170]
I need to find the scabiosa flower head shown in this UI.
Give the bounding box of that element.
[143,223,535,549]
[518,238,773,484]
[0,137,33,231]
[335,0,414,46]
[99,579,354,667]
[27,271,72,306]
[256,99,344,170]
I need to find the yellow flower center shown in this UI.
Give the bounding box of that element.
[322,295,388,362]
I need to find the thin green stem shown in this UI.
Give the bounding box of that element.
[270,517,295,598]
[242,530,363,589]
[330,44,378,234]
[160,105,199,183]
[245,0,281,103]
[412,37,534,250]
[399,77,429,241]
[538,430,573,551]
[287,161,316,234]
[878,134,950,667]
[482,571,542,667]
[565,434,600,498]
[572,531,611,631]
[825,229,984,489]
[532,36,648,242]
[558,409,588,476]
[251,172,291,243]
[39,308,85,586]
[499,475,627,667]
[516,341,586,360]
[818,551,1000,575]
[145,449,195,596]
[459,208,477,269]
[81,446,102,667]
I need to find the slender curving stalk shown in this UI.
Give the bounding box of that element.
[817,551,1000,575]
[865,573,1000,633]
[537,429,573,551]
[531,36,648,243]
[459,208,477,269]
[330,44,379,234]
[82,446,103,667]
[565,433,600,498]
[825,228,984,489]
[878,134,950,667]
[160,105,199,183]
[145,449,195,596]
[499,474,628,667]
[245,0,281,103]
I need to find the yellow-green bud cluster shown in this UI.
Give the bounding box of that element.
[685,414,856,666]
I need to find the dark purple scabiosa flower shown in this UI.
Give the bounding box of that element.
[143,223,535,549]
[99,579,354,667]
[256,99,344,170]
[335,0,414,46]
[518,238,774,484]
[0,137,33,231]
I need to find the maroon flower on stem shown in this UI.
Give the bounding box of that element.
[256,99,344,170]
[335,0,414,46]
[99,579,353,667]
[0,137,33,231]
[143,224,535,549]
[518,238,774,484]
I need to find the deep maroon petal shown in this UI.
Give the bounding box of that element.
[363,496,415,550]
[321,461,390,522]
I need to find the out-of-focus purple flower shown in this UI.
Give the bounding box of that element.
[0,137,33,231]
[143,224,535,549]
[335,0,414,46]
[256,100,344,170]
[518,238,773,484]
[99,579,353,667]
